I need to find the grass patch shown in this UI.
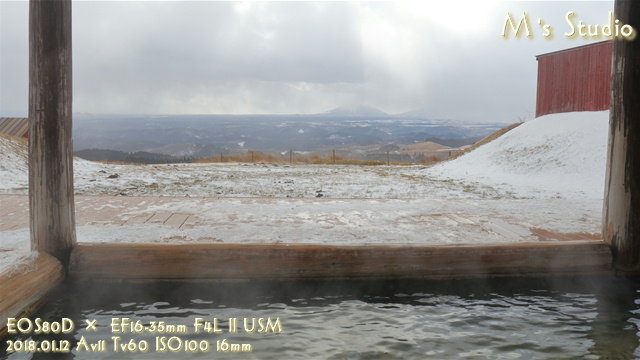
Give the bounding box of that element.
[95,160,144,165]
[0,133,28,163]
[195,151,280,164]
[445,122,522,162]
[400,174,422,182]
[195,150,414,166]
[417,155,444,165]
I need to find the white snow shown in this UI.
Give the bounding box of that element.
[0,111,610,201]
[428,111,609,199]
[0,135,28,194]
[0,231,38,274]
[0,111,610,272]
[0,197,602,248]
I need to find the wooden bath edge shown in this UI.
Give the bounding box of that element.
[0,253,65,339]
[69,241,617,281]
[0,241,625,338]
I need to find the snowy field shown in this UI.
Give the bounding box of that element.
[0,111,610,271]
[1,111,609,200]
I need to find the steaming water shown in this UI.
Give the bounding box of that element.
[2,277,640,359]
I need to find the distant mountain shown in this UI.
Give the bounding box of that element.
[319,105,389,117]
[72,114,507,156]
[399,107,433,119]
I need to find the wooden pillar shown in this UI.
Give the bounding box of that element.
[28,0,76,264]
[603,0,640,271]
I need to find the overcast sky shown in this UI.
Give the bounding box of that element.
[0,1,615,122]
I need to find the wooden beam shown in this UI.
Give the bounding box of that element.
[28,0,76,263]
[69,242,614,281]
[604,1,640,271]
[0,254,65,338]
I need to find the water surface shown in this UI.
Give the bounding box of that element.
[1,277,640,359]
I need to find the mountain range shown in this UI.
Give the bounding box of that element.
[72,106,509,159]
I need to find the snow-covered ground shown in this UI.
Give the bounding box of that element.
[0,111,610,272]
[0,134,28,193]
[69,161,509,199]
[1,111,609,200]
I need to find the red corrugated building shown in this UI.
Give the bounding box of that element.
[535,41,612,117]
[0,117,29,138]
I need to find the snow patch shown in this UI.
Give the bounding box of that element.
[429,111,609,199]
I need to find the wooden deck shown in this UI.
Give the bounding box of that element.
[0,194,613,282]
[0,194,602,242]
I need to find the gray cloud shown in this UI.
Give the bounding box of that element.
[0,1,28,117]
[0,1,615,122]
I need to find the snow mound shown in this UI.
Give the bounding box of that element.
[0,134,108,193]
[0,134,28,193]
[429,111,609,199]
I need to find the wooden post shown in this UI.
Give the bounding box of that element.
[289,149,293,164]
[29,0,76,264]
[603,0,640,271]
[333,150,336,165]
[387,150,390,165]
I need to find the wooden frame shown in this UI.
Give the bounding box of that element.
[69,242,614,281]
[23,0,632,279]
[20,1,640,274]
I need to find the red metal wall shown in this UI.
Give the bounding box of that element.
[535,41,612,117]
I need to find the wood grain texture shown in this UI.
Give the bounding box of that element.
[536,41,612,117]
[0,254,65,338]
[69,241,614,281]
[28,0,76,262]
[604,1,640,271]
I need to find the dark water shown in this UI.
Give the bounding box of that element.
[2,276,640,359]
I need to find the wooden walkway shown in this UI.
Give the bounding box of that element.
[0,195,613,317]
[0,194,601,243]
[0,195,199,231]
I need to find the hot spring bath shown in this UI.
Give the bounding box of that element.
[2,276,640,359]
